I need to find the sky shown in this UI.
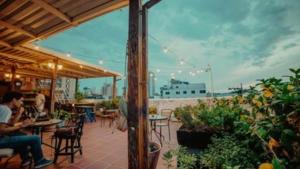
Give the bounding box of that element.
[40,0,300,95]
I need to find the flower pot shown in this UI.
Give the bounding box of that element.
[176,126,216,149]
[148,142,161,169]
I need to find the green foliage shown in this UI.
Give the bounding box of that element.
[177,147,198,169]
[96,98,120,110]
[75,91,85,102]
[53,109,71,120]
[163,147,198,169]
[175,101,241,131]
[200,135,258,169]
[162,151,174,169]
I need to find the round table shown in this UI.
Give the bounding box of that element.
[149,115,168,146]
[31,119,62,149]
[32,119,62,127]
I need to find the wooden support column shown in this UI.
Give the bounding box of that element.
[75,78,79,93]
[112,76,117,99]
[141,4,149,169]
[10,66,16,91]
[127,0,144,168]
[50,60,58,113]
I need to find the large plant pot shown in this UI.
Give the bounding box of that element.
[148,142,161,169]
[177,126,216,149]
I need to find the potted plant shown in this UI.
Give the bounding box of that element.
[148,141,161,169]
[53,109,71,127]
[175,101,240,149]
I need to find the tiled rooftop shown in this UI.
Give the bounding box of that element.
[0,118,180,169]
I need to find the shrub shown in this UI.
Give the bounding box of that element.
[200,135,258,169]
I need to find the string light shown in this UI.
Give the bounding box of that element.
[99,60,104,65]
[48,63,54,69]
[57,64,63,70]
[66,53,71,57]
[15,74,21,78]
[150,73,153,77]
[34,45,39,50]
[156,69,160,73]
[79,65,83,69]
[178,70,182,74]
[163,47,169,53]
[4,73,11,78]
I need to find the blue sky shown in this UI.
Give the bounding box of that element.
[40,0,300,94]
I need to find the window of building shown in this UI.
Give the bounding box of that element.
[165,92,170,95]
[176,86,179,88]
[200,90,206,93]
[176,91,180,95]
[191,90,195,94]
[183,91,187,94]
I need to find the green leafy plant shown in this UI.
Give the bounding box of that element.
[53,109,71,120]
[200,135,258,169]
[96,98,120,110]
[162,147,198,169]
[75,91,85,103]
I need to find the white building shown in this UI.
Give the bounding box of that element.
[101,83,116,99]
[160,79,206,98]
[56,77,76,99]
[148,71,155,98]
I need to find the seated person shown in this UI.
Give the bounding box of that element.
[35,90,46,117]
[0,91,52,169]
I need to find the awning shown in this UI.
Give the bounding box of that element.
[0,0,128,79]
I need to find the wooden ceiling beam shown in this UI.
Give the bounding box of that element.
[0,40,12,47]
[73,0,128,24]
[31,0,73,24]
[14,46,54,61]
[0,20,36,38]
[15,69,51,79]
[0,52,37,63]
[60,67,95,77]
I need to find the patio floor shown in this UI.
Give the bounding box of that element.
[0,118,180,169]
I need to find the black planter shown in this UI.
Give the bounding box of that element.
[148,142,161,169]
[176,127,215,149]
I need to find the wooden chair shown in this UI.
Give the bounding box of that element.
[156,109,173,142]
[0,148,14,169]
[53,114,85,163]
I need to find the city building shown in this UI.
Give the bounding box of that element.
[56,77,76,100]
[160,79,206,98]
[148,71,155,98]
[101,83,116,99]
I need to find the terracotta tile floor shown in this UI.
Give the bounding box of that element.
[0,118,180,169]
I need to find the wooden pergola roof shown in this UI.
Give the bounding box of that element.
[0,0,128,46]
[0,0,128,79]
[0,44,121,79]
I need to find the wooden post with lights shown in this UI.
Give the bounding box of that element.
[50,60,58,113]
[127,0,161,168]
[127,0,144,168]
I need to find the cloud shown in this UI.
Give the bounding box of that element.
[40,0,300,94]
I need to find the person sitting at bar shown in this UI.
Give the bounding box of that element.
[0,91,53,169]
